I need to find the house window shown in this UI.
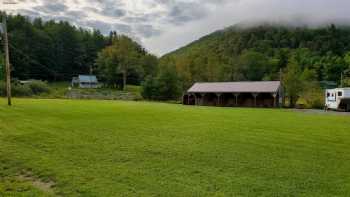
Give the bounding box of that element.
[338,92,343,97]
[327,93,330,97]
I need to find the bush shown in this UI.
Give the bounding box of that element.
[141,66,182,101]
[12,84,33,97]
[28,80,50,95]
[300,82,325,109]
[141,76,159,100]
[0,80,51,97]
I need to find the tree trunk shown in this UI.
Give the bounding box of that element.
[122,69,127,91]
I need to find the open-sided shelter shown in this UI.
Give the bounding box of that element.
[183,81,283,108]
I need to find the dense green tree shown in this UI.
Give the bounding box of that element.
[141,76,159,100]
[283,57,303,108]
[238,50,270,81]
[140,54,158,78]
[142,65,181,101]
[96,35,155,90]
[156,65,182,100]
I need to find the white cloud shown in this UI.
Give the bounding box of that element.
[2,0,350,56]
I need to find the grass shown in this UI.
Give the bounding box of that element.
[1,99,350,196]
[44,82,142,100]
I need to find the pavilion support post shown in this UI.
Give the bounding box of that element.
[234,93,240,106]
[272,93,277,108]
[252,93,259,107]
[200,93,206,106]
[188,94,191,105]
[194,94,198,105]
[216,93,222,106]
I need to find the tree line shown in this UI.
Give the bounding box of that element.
[2,13,350,106]
[0,13,156,88]
[150,24,350,106]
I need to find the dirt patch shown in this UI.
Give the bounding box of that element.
[17,171,56,195]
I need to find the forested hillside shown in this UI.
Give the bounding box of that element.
[0,13,155,86]
[0,14,106,81]
[3,13,350,105]
[161,24,350,89]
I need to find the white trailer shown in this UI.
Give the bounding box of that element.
[325,88,350,111]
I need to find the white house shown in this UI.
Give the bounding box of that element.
[325,88,350,111]
[72,75,99,88]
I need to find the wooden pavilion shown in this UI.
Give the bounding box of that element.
[183,81,283,108]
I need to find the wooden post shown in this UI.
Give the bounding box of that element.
[200,93,206,106]
[2,15,11,106]
[252,93,259,107]
[234,93,240,106]
[272,93,277,107]
[194,94,198,105]
[216,93,222,106]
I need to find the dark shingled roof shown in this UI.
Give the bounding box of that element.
[187,81,281,93]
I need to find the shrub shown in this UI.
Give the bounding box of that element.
[300,82,325,109]
[156,66,182,101]
[28,80,50,95]
[141,76,159,100]
[12,84,33,97]
[141,66,182,101]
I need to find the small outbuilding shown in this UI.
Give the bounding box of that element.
[183,81,283,108]
[72,75,99,88]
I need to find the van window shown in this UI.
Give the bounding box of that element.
[338,92,343,97]
[327,93,330,97]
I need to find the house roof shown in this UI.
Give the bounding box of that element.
[78,75,98,83]
[187,81,281,93]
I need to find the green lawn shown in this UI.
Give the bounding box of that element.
[1,99,350,196]
[45,83,142,100]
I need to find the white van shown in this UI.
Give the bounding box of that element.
[325,88,350,111]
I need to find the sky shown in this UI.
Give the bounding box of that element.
[2,0,350,56]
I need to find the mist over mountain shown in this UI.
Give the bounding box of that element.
[159,23,350,95]
[4,0,350,55]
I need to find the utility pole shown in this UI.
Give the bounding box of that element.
[2,1,19,106]
[2,14,11,106]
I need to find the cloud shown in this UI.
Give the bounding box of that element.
[35,1,68,14]
[167,2,207,25]
[84,20,112,34]
[135,24,162,38]
[2,0,350,56]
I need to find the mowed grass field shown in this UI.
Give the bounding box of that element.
[1,99,350,196]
